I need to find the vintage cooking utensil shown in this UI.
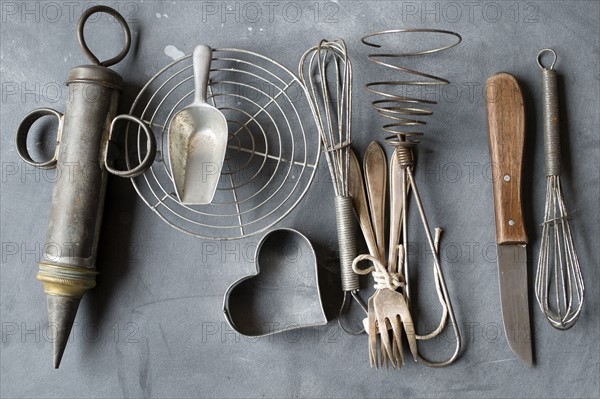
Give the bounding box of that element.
[352,143,451,368]
[349,150,378,258]
[485,72,533,367]
[168,44,228,205]
[352,147,445,369]
[15,6,156,368]
[365,142,417,368]
[387,148,409,279]
[350,149,390,366]
[223,228,326,336]
[382,147,416,367]
[359,29,462,368]
[534,49,584,330]
[299,39,365,331]
[364,142,387,262]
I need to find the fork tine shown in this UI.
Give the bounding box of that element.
[379,330,388,369]
[397,294,418,361]
[382,326,391,369]
[391,315,404,367]
[368,297,378,368]
[391,332,399,368]
[377,313,394,365]
[377,322,389,368]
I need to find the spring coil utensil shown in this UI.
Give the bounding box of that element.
[534,49,584,330]
[361,29,461,366]
[299,39,366,334]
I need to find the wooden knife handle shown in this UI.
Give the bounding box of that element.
[485,73,527,245]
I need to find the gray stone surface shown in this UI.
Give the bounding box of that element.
[1,1,599,398]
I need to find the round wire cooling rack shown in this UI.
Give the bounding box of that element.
[124,48,321,240]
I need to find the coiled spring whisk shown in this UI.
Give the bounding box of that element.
[362,29,461,146]
[299,39,366,333]
[362,29,462,366]
[535,49,584,330]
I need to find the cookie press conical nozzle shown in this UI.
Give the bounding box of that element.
[45,295,83,369]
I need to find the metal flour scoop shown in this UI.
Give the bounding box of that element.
[168,45,228,205]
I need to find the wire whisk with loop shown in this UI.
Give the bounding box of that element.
[534,48,584,330]
[361,29,462,367]
[299,39,366,333]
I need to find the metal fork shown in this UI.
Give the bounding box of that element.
[359,144,418,368]
[373,148,415,368]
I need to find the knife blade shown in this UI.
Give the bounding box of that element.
[485,72,533,367]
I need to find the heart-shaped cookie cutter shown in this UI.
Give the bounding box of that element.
[223,228,327,337]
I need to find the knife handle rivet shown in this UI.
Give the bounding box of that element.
[504,175,511,182]
[508,220,515,226]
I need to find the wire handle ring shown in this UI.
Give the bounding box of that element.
[77,5,131,67]
[537,48,557,70]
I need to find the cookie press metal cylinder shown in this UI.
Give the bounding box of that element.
[15,6,156,368]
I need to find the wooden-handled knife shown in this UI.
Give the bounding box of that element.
[485,73,533,367]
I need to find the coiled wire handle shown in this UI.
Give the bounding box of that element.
[538,49,561,177]
[535,49,584,330]
[362,29,462,366]
[335,196,359,292]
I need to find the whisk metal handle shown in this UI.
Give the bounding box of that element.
[538,49,561,177]
[335,195,359,292]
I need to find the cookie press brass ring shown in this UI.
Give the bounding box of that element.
[77,5,131,67]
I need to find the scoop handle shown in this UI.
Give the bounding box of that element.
[193,45,212,104]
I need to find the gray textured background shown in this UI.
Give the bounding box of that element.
[1,1,599,398]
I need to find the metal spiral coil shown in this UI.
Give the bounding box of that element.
[537,49,561,177]
[395,146,414,168]
[361,29,462,148]
[122,48,321,240]
[335,196,359,292]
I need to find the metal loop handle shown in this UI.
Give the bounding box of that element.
[77,6,131,67]
[105,115,156,178]
[15,108,63,169]
[537,48,557,70]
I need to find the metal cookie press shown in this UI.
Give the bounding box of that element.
[15,6,156,368]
